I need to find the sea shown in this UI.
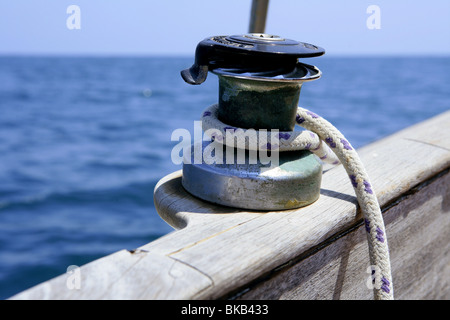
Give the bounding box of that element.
[0,56,449,299]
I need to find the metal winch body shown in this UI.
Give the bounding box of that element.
[181,34,325,210]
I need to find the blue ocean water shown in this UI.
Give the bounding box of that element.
[0,56,449,299]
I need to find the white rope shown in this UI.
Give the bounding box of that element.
[201,105,340,165]
[201,104,394,300]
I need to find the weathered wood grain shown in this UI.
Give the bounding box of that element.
[12,249,213,300]
[238,170,450,300]
[10,110,450,300]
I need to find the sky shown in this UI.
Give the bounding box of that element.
[0,0,449,56]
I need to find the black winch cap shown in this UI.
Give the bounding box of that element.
[181,33,325,85]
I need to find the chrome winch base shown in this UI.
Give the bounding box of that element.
[182,142,322,211]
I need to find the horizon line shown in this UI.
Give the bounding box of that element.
[0,52,449,58]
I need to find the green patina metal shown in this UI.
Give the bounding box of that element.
[218,75,302,131]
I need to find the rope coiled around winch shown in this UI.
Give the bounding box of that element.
[201,104,394,300]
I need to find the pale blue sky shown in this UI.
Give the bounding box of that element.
[1,0,449,56]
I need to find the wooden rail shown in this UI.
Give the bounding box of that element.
[10,110,450,300]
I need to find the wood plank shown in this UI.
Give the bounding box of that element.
[11,250,213,300]
[9,111,450,300]
[151,112,450,299]
[238,170,450,300]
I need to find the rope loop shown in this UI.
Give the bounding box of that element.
[201,104,394,300]
[201,104,340,165]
